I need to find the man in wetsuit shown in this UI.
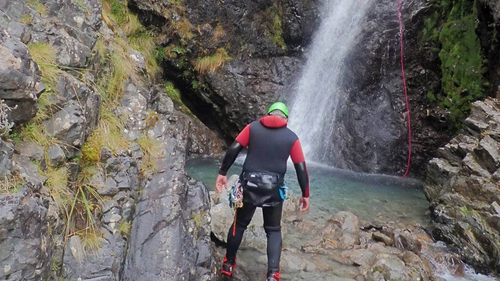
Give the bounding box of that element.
[215,102,310,281]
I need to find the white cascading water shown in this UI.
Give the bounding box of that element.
[288,0,374,163]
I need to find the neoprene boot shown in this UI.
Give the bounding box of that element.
[221,256,237,276]
[266,271,280,281]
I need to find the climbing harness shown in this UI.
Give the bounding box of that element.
[398,0,412,178]
[228,181,244,236]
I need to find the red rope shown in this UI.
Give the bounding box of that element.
[398,0,412,178]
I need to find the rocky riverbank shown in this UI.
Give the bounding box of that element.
[210,176,472,281]
[425,98,500,274]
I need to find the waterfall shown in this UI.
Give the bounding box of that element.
[288,0,374,164]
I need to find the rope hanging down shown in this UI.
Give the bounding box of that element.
[398,0,412,178]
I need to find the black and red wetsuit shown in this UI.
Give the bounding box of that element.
[218,115,310,275]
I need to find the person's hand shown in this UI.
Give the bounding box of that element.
[216,175,227,194]
[299,197,310,212]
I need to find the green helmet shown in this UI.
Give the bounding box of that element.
[267,102,289,117]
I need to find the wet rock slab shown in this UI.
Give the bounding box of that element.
[425,98,500,273]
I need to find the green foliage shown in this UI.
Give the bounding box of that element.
[438,0,484,127]
[420,0,486,129]
[194,48,230,74]
[422,11,440,42]
[427,91,437,103]
[264,3,286,50]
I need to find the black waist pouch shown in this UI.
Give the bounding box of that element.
[240,172,284,207]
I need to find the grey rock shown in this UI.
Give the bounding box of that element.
[463,153,492,179]
[426,99,500,273]
[372,232,393,246]
[63,228,125,281]
[474,135,500,173]
[331,211,360,234]
[370,254,409,281]
[0,139,14,178]
[123,150,215,280]
[47,144,65,166]
[0,35,43,124]
[14,141,44,162]
[11,154,44,187]
[0,193,52,281]
[492,201,500,215]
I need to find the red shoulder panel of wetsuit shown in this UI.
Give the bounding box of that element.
[235,124,250,147]
[290,140,305,163]
[260,116,287,128]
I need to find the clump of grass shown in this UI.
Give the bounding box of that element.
[43,167,72,212]
[19,14,32,24]
[27,0,46,16]
[119,221,132,236]
[79,229,105,254]
[170,17,194,40]
[212,23,225,43]
[0,171,25,194]
[28,43,62,88]
[19,121,60,149]
[81,108,129,163]
[101,42,134,105]
[137,134,162,174]
[194,48,230,74]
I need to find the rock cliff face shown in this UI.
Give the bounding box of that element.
[0,0,222,280]
[129,0,460,177]
[425,98,500,273]
[129,0,322,141]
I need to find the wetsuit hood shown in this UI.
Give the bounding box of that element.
[260,116,287,128]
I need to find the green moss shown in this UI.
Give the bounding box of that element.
[19,14,32,24]
[27,0,46,16]
[192,211,206,228]
[165,81,193,115]
[460,205,471,216]
[423,11,440,42]
[420,0,486,129]
[265,3,286,50]
[427,90,437,103]
[438,0,484,127]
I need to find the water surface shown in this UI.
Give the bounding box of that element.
[186,156,429,228]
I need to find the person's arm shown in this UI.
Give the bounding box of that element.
[216,125,250,192]
[290,139,310,211]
